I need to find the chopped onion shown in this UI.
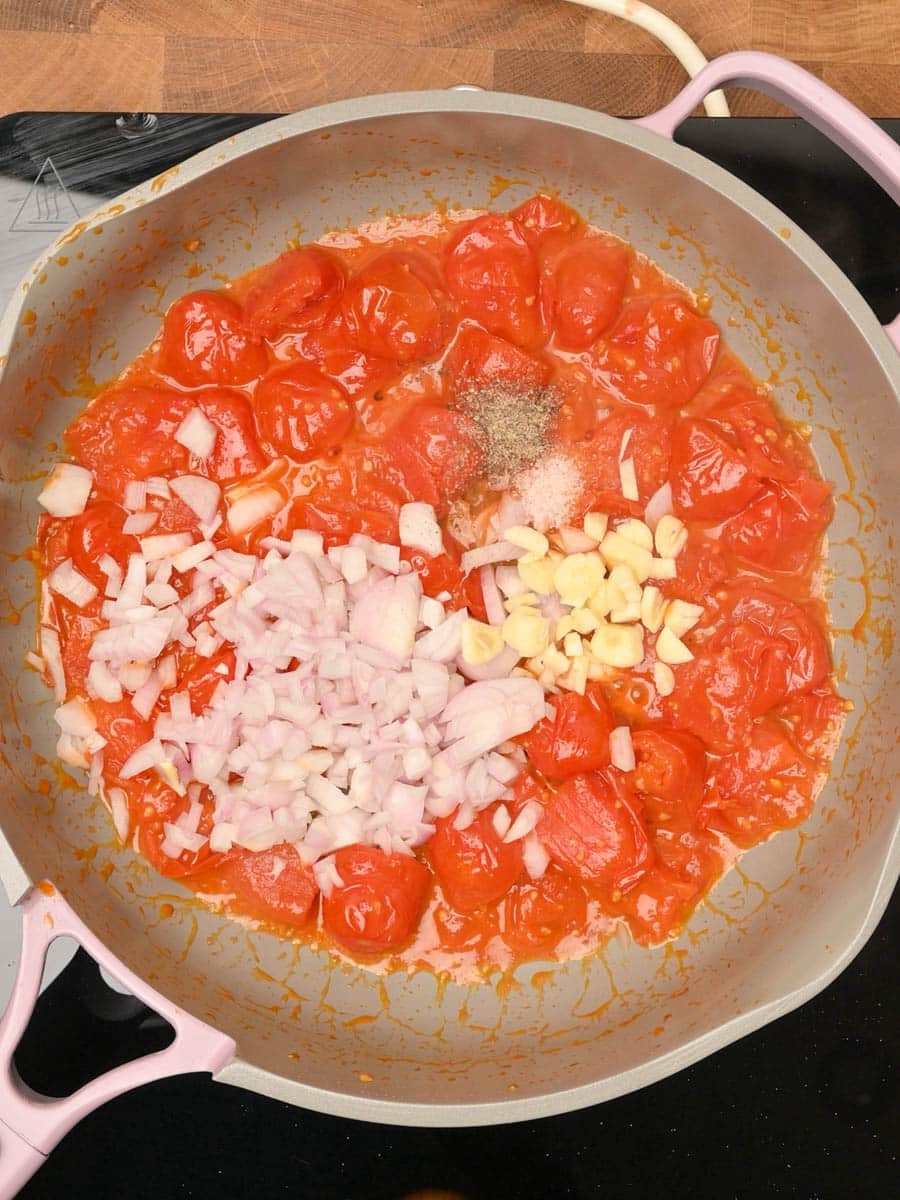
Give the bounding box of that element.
[619,457,639,503]
[119,738,166,780]
[38,463,93,518]
[108,787,129,842]
[48,559,98,608]
[40,626,66,700]
[609,725,636,772]
[556,526,598,554]
[171,475,221,524]
[399,502,443,558]
[456,642,519,682]
[460,540,524,575]
[54,697,96,737]
[87,660,123,703]
[522,833,550,879]
[503,799,542,843]
[644,481,673,531]
[479,565,505,627]
[226,484,283,535]
[123,481,147,512]
[175,407,217,459]
[122,511,158,536]
[140,532,193,562]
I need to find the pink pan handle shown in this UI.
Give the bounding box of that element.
[0,883,235,1199]
[634,50,900,348]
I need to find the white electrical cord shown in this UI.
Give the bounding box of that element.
[564,0,731,117]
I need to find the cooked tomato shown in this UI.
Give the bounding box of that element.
[502,869,588,952]
[712,587,830,716]
[158,291,268,387]
[196,388,268,483]
[196,846,320,927]
[721,478,832,573]
[662,647,755,752]
[617,866,701,945]
[590,295,720,408]
[700,721,821,847]
[342,250,450,363]
[179,646,236,712]
[445,214,542,347]
[669,418,762,521]
[403,547,486,618]
[68,501,138,589]
[777,685,846,759]
[538,770,652,894]
[706,386,808,482]
[322,845,431,954]
[384,403,482,512]
[524,687,615,780]
[442,324,550,393]
[585,407,672,505]
[253,362,354,461]
[429,804,524,914]
[541,236,629,350]
[632,729,706,819]
[67,385,189,495]
[510,193,583,249]
[292,316,398,400]
[658,532,728,605]
[92,700,154,780]
[243,247,343,337]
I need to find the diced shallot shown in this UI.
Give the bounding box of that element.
[47,559,97,608]
[609,725,636,772]
[175,407,217,459]
[399,502,443,558]
[171,475,221,524]
[460,541,523,575]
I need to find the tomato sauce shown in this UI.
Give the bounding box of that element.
[36,194,843,980]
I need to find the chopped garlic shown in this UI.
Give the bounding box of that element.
[664,599,704,638]
[553,551,606,607]
[504,525,549,564]
[600,530,653,583]
[655,514,688,559]
[462,619,505,665]
[653,661,675,696]
[563,631,583,658]
[583,511,609,543]
[504,591,540,612]
[607,564,642,624]
[503,606,551,657]
[558,653,590,695]
[640,584,667,633]
[569,606,599,635]
[647,556,677,580]
[655,625,694,664]
[616,518,654,551]
[590,622,644,668]
[517,555,557,595]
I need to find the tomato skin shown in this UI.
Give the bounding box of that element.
[442,324,550,393]
[510,193,583,249]
[541,237,629,350]
[341,251,450,364]
[538,769,653,894]
[196,388,268,483]
[669,419,762,522]
[158,291,268,387]
[445,214,542,347]
[585,407,672,505]
[253,362,354,461]
[590,295,720,408]
[196,846,320,927]
[403,547,486,618]
[67,501,138,589]
[658,532,728,605]
[632,729,707,819]
[524,688,615,781]
[67,386,190,495]
[661,648,754,752]
[721,478,832,574]
[429,804,524,914]
[322,845,431,954]
[712,588,830,717]
[777,684,845,759]
[293,315,398,400]
[503,869,588,952]
[384,403,482,512]
[700,721,820,847]
[243,247,343,337]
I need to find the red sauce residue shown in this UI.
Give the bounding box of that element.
[38,880,55,896]
[33,193,842,983]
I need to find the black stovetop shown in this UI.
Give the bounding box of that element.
[3,113,898,1200]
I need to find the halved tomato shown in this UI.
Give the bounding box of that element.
[429,804,524,914]
[524,687,616,781]
[540,236,629,350]
[158,291,268,387]
[445,214,542,347]
[243,247,343,337]
[322,845,431,954]
[342,250,450,363]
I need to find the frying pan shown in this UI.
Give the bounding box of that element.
[0,52,898,1197]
